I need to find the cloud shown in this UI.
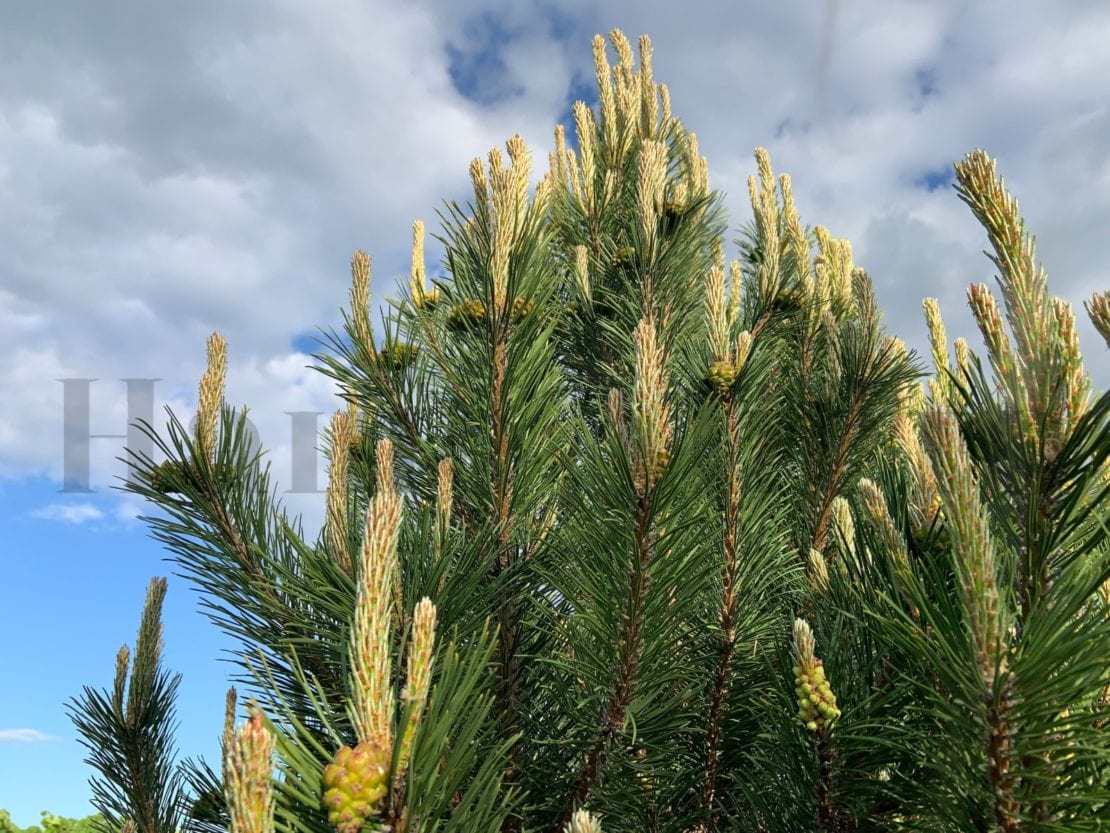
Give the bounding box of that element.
[113,497,146,525]
[0,728,57,743]
[31,502,104,524]
[0,0,568,514]
[0,0,1107,518]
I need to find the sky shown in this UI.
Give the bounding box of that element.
[1,0,1108,823]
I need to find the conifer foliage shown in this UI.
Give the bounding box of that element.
[70,30,1108,833]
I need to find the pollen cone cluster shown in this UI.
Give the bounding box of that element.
[223,710,275,833]
[704,248,753,397]
[792,619,840,733]
[322,743,390,833]
[409,219,441,310]
[195,332,228,464]
[632,317,673,489]
[323,438,439,831]
[446,298,487,330]
[706,359,737,395]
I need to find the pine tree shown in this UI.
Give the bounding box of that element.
[68,578,188,833]
[70,29,1108,833]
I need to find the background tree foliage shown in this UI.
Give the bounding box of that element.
[70,29,1109,833]
[0,811,102,833]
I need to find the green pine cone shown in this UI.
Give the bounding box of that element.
[661,199,685,235]
[770,286,805,315]
[147,460,235,495]
[511,296,535,320]
[375,342,418,372]
[322,742,390,833]
[706,360,737,396]
[794,660,840,733]
[446,299,487,331]
[613,245,636,271]
[413,287,441,312]
[148,460,189,495]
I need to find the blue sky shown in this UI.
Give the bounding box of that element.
[2,0,1109,823]
[0,476,235,821]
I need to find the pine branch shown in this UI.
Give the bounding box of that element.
[84,32,1110,833]
[68,578,186,833]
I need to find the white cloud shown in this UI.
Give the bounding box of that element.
[31,502,104,524]
[113,497,146,525]
[0,0,1107,516]
[0,0,569,520]
[0,728,57,743]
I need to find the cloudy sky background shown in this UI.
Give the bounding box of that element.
[2,0,1108,822]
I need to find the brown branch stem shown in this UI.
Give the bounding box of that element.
[702,399,742,820]
[988,679,1020,833]
[554,491,655,831]
[490,329,523,832]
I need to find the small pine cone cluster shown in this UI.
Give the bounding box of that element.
[613,245,636,270]
[793,660,840,733]
[446,299,487,331]
[322,743,389,833]
[347,432,368,464]
[374,342,418,371]
[661,200,686,235]
[771,286,805,315]
[413,287,441,311]
[510,295,535,320]
[445,297,534,330]
[705,359,737,396]
[148,460,189,494]
[147,460,235,495]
